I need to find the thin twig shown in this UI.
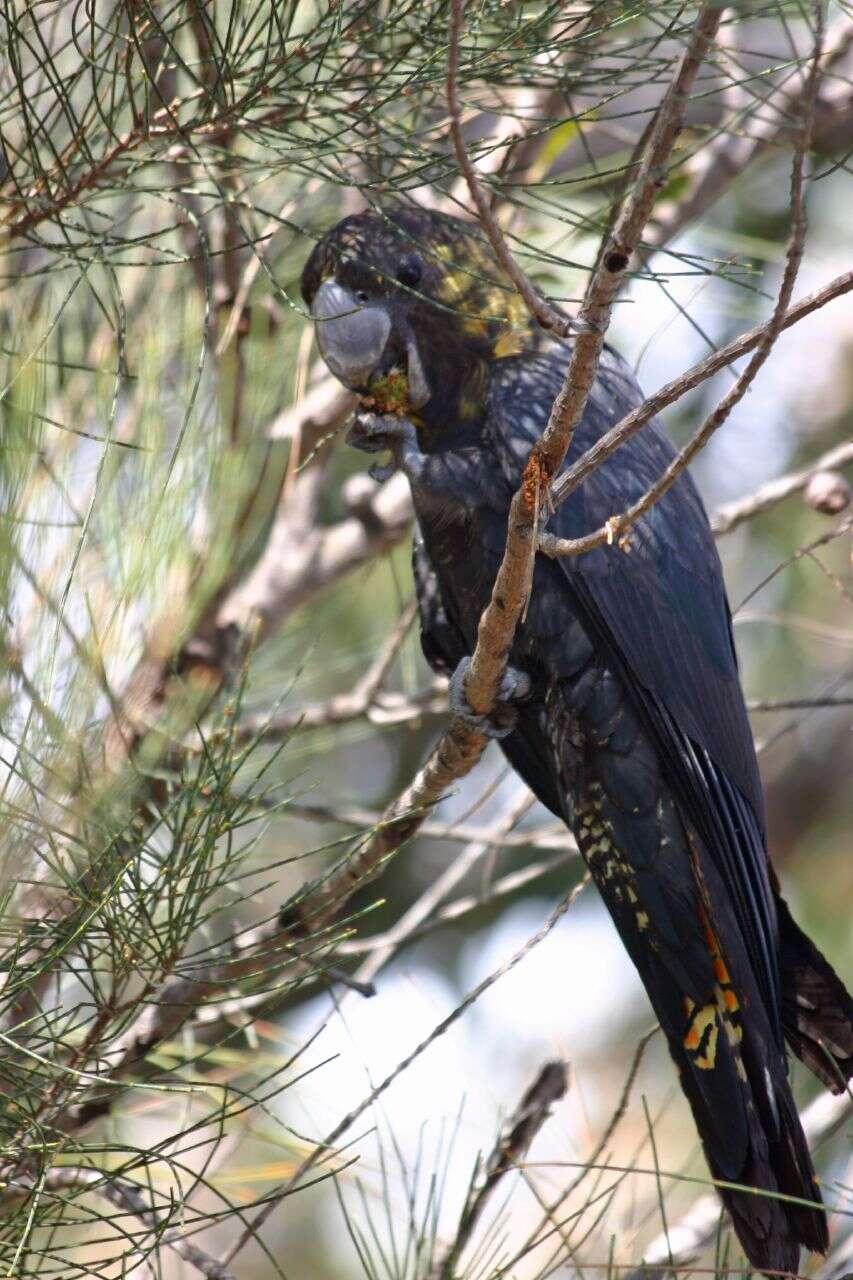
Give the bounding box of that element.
[746,695,853,712]
[447,1,576,338]
[648,18,853,250]
[736,516,853,615]
[3,1168,234,1280]
[338,850,576,957]
[527,3,724,483]
[284,799,574,853]
[349,785,537,992]
[547,273,853,516]
[543,22,825,560]
[504,1026,660,1274]
[234,681,448,741]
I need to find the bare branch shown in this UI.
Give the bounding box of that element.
[529,3,724,481]
[285,799,574,854]
[711,439,853,536]
[339,850,576,956]
[231,599,419,743]
[747,695,853,712]
[504,1025,660,1275]
[348,784,538,993]
[736,516,853,615]
[287,718,489,932]
[234,680,447,741]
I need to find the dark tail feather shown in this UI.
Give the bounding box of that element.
[775,890,853,1092]
[668,1014,828,1275]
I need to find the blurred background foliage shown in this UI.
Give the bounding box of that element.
[0,0,851,1275]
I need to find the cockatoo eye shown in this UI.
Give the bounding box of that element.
[396,255,422,289]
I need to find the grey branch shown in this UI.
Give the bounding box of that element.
[285,799,576,854]
[711,439,853,536]
[236,681,447,739]
[217,469,412,640]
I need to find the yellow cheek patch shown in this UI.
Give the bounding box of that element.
[504,293,527,328]
[493,329,523,359]
[437,270,464,302]
[461,314,488,338]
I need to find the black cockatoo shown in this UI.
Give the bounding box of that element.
[301,206,853,1275]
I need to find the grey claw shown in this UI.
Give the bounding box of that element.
[448,658,529,740]
[368,459,398,482]
[499,667,531,702]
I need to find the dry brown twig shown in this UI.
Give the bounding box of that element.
[432,1060,570,1280]
[504,1025,660,1274]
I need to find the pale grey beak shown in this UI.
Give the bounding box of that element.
[311,281,390,388]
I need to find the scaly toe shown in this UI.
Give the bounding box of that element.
[448,658,525,739]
